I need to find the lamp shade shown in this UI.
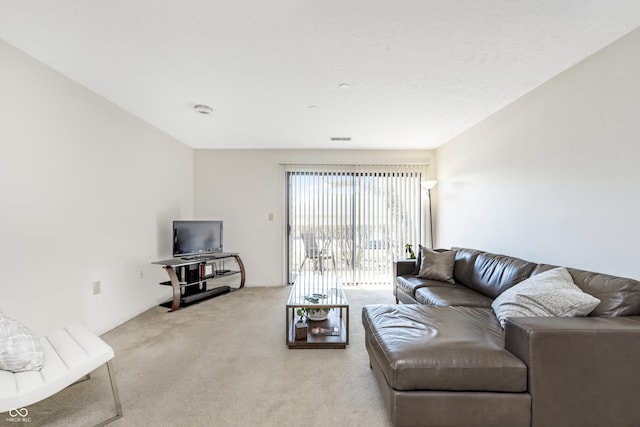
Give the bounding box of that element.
[421,180,438,190]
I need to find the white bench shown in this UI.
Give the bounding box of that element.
[0,323,123,426]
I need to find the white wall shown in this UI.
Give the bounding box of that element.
[0,40,194,335]
[194,150,434,285]
[435,27,640,279]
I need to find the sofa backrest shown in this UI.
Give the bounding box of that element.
[451,247,484,287]
[449,247,640,316]
[469,252,537,299]
[532,264,640,317]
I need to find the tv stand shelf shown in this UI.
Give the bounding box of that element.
[152,253,245,312]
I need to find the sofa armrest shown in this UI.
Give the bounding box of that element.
[393,259,416,277]
[504,316,640,427]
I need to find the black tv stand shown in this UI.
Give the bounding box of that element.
[152,253,245,312]
[159,285,230,308]
[181,255,215,261]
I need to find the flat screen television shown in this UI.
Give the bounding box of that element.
[173,220,223,258]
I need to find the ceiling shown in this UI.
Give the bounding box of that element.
[1,1,639,150]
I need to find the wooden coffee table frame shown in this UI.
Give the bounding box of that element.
[286,275,349,349]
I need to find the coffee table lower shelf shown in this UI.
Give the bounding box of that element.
[287,315,348,349]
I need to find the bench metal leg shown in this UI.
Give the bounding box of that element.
[71,374,91,385]
[94,360,123,427]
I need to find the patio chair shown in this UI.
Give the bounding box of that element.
[299,233,336,274]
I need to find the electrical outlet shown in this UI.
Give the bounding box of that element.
[139,269,144,279]
[92,280,101,295]
[268,213,274,221]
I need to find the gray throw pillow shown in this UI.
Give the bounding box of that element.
[0,311,45,372]
[417,248,455,283]
[491,267,601,328]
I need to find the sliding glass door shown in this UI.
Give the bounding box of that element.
[286,164,424,285]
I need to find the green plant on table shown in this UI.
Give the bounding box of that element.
[297,295,331,321]
[405,243,416,259]
[297,307,331,321]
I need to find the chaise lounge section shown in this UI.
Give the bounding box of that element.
[363,247,640,427]
[0,322,122,425]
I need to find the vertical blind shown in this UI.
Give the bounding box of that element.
[284,164,426,285]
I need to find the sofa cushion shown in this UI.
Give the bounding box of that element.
[415,285,493,307]
[362,304,527,392]
[417,248,456,283]
[471,252,537,298]
[396,275,455,299]
[451,247,485,288]
[492,267,601,327]
[532,264,640,317]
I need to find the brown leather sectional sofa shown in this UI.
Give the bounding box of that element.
[362,247,640,427]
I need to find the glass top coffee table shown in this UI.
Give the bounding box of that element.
[286,275,349,349]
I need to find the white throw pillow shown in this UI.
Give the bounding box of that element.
[491,267,601,328]
[0,311,45,372]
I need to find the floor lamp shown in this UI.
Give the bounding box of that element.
[421,180,438,248]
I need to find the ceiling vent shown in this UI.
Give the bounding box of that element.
[194,104,213,116]
[330,137,352,142]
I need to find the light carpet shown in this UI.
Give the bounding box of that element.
[11,285,395,426]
